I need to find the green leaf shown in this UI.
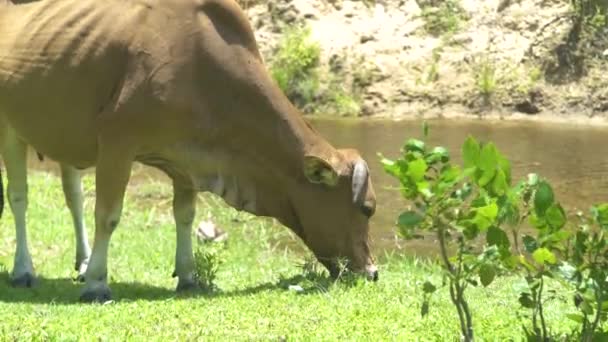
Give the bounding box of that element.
[422,280,437,294]
[518,256,536,272]
[422,121,429,137]
[405,139,425,153]
[439,165,460,183]
[566,313,585,323]
[398,211,424,229]
[380,157,402,178]
[534,181,554,216]
[479,264,496,287]
[477,202,499,221]
[545,203,566,230]
[487,226,510,249]
[479,143,499,171]
[427,146,450,164]
[416,181,433,198]
[492,168,509,196]
[593,203,608,228]
[497,154,511,184]
[532,247,557,265]
[477,167,496,187]
[407,159,427,182]
[462,136,480,169]
[519,293,535,308]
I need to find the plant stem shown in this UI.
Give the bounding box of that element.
[449,283,468,340]
[588,290,603,342]
[437,223,471,340]
[538,276,548,341]
[457,240,474,341]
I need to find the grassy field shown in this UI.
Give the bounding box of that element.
[0,168,578,340]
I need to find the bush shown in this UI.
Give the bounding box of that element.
[270,26,322,110]
[193,242,225,293]
[269,26,363,116]
[381,123,608,341]
[418,0,467,37]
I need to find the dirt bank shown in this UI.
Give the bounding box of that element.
[240,0,608,123]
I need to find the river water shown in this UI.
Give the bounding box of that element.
[22,118,608,256]
[309,118,608,255]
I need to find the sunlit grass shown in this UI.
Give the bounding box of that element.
[0,169,576,340]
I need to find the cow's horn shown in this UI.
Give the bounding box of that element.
[352,159,368,206]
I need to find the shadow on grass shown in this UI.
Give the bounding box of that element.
[0,272,177,304]
[0,271,342,304]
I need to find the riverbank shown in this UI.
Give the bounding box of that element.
[0,172,577,340]
[241,0,608,123]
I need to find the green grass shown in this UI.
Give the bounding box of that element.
[0,170,578,340]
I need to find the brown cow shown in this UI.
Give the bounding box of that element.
[0,0,378,302]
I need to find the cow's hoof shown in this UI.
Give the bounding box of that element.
[176,278,198,292]
[10,272,36,288]
[80,286,112,303]
[74,273,86,283]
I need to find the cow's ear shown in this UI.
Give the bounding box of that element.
[303,155,339,187]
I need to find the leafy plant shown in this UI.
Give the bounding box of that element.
[193,242,225,293]
[560,204,608,341]
[380,125,518,341]
[571,0,608,34]
[270,26,322,109]
[418,0,467,37]
[381,122,608,340]
[505,176,568,341]
[475,57,497,102]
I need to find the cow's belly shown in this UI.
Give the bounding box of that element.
[5,108,100,168]
[0,63,120,168]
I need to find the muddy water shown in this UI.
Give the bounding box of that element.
[22,118,608,256]
[309,118,608,256]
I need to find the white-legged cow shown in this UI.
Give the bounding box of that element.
[0,120,91,286]
[0,0,378,302]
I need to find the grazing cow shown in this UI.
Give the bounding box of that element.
[0,120,91,287]
[0,0,378,302]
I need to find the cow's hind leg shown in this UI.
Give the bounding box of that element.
[2,134,34,287]
[172,183,197,291]
[80,141,133,302]
[60,164,91,280]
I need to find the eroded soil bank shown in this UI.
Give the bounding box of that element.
[241,0,608,124]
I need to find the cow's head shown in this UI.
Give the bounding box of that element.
[287,147,378,281]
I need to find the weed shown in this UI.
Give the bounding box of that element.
[571,0,608,33]
[270,26,321,109]
[418,0,467,37]
[474,57,497,101]
[193,241,225,293]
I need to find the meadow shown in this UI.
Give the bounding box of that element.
[0,167,577,340]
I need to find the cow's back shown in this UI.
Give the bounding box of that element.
[0,0,187,166]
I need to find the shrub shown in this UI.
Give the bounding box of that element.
[418,0,467,37]
[270,26,321,110]
[381,123,608,340]
[193,242,225,293]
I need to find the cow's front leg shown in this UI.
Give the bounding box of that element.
[172,183,197,291]
[60,164,90,280]
[80,144,133,302]
[3,135,34,287]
